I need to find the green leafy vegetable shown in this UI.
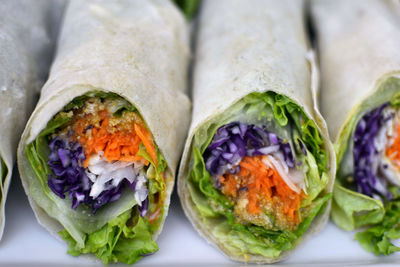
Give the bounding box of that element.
[390,91,400,108]
[61,209,158,265]
[138,144,168,233]
[331,182,384,231]
[301,151,329,207]
[355,200,400,255]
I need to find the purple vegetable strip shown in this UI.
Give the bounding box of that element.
[48,137,91,208]
[139,197,149,217]
[353,103,392,199]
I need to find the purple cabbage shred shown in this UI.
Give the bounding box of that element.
[204,122,296,181]
[139,197,149,217]
[353,103,392,200]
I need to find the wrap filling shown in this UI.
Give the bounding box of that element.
[26,92,168,264]
[188,92,330,258]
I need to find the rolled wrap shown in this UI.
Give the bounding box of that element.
[178,0,335,263]
[311,0,400,255]
[0,0,58,240]
[17,0,190,264]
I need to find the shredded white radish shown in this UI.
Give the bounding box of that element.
[85,153,146,199]
[380,157,400,187]
[258,145,280,155]
[135,175,148,206]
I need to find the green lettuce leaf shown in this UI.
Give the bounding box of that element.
[355,200,400,255]
[331,182,384,231]
[301,150,329,207]
[60,209,158,265]
[137,144,167,233]
[188,91,330,257]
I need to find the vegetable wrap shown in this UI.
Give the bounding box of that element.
[178,0,335,263]
[0,0,58,240]
[17,0,190,264]
[311,0,400,255]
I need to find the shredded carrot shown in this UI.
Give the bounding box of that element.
[70,109,157,168]
[220,155,303,226]
[386,123,400,169]
[134,124,158,167]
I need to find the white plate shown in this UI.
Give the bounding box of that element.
[0,170,399,266]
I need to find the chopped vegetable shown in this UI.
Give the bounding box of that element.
[220,155,303,230]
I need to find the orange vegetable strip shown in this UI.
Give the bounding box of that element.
[134,124,158,167]
[386,123,400,169]
[72,109,158,168]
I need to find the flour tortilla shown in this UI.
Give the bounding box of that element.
[0,0,60,240]
[311,0,400,146]
[17,0,190,244]
[178,0,335,263]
